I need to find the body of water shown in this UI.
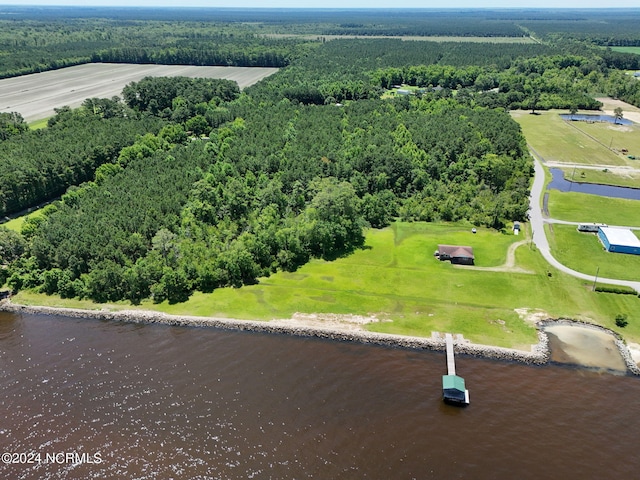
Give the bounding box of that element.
[2,312,640,479]
[548,168,640,200]
[559,113,633,126]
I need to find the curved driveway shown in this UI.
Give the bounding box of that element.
[528,151,640,293]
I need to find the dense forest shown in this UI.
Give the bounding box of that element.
[3,83,531,304]
[2,7,640,78]
[0,107,164,216]
[1,7,640,304]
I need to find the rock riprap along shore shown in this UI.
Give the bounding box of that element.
[1,301,550,365]
[3,301,637,374]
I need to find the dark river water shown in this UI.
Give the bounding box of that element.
[548,168,640,200]
[2,312,640,479]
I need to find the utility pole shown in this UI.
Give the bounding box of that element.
[568,166,576,192]
[592,266,600,291]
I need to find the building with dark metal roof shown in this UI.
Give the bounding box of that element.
[436,245,475,265]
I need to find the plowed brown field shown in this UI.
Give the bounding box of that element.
[0,63,278,122]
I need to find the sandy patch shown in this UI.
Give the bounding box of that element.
[544,324,627,371]
[270,312,385,332]
[515,308,549,326]
[595,97,640,124]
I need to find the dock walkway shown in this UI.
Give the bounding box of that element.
[445,333,456,375]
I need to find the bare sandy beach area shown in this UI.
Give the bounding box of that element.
[0,63,279,122]
[545,324,628,371]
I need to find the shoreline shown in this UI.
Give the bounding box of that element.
[2,300,639,374]
[0,300,549,365]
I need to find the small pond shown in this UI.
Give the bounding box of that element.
[559,113,633,126]
[548,168,640,200]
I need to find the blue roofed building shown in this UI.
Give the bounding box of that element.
[597,227,640,255]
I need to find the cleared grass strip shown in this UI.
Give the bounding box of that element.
[13,222,640,348]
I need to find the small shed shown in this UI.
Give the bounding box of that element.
[513,221,520,235]
[436,245,475,265]
[597,227,640,255]
[442,375,469,405]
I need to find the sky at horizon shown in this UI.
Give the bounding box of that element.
[1,1,639,9]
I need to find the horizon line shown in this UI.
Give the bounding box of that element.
[2,5,640,10]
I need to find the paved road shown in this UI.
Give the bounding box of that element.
[528,151,640,292]
[545,218,640,231]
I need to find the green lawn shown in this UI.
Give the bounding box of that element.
[1,207,46,233]
[610,47,640,55]
[573,121,640,161]
[13,222,640,348]
[28,118,48,130]
[547,190,640,226]
[547,224,640,282]
[2,217,25,232]
[558,167,640,188]
[513,110,628,166]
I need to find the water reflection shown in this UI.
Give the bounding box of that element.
[548,168,640,200]
[559,113,633,126]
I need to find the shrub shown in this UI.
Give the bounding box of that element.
[615,314,629,328]
[595,285,637,295]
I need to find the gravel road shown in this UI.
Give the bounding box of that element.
[528,151,640,292]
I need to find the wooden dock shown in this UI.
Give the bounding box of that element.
[442,333,469,406]
[445,333,456,376]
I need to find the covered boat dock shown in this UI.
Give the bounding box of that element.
[442,333,470,406]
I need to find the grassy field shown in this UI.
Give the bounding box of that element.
[610,47,640,55]
[557,167,640,188]
[547,191,640,226]
[381,85,424,99]
[513,110,629,166]
[573,120,640,159]
[13,222,640,348]
[1,207,45,233]
[28,118,48,130]
[547,224,640,282]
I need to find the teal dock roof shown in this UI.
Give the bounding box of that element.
[442,374,466,392]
